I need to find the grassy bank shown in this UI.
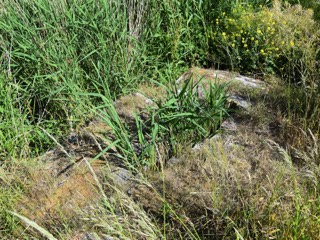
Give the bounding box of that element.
[0,0,320,239]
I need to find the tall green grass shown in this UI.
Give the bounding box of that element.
[1,0,319,159]
[0,0,221,159]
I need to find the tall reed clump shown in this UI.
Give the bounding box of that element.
[0,0,149,158]
[0,0,231,159]
[142,0,215,66]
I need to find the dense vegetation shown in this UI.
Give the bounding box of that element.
[0,0,320,239]
[0,0,319,159]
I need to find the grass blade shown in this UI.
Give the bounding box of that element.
[8,211,57,240]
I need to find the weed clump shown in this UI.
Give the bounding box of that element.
[93,78,229,169]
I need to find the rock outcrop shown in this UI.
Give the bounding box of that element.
[16,68,289,239]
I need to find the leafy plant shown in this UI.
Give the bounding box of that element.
[89,77,229,169]
[154,77,229,152]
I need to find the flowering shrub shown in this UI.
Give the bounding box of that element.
[209,1,319,81]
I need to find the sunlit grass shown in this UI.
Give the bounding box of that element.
[0,0,320,239]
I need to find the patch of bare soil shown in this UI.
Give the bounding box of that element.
[19,159,103,222]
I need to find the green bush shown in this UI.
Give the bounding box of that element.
[209,1,320,81]
[154,78,229,155]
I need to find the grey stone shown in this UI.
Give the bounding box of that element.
[109,167,134,192]
[233,74,265,89]
[221,119,238,132]
[167,157,183,166]
[102,236,115,240]
[81,232,100,240]
[228,94,251,110]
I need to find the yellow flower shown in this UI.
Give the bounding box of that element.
[255,40,259,44]
[251,37,255,41]
[222,32,226,36]
[232,43,235,48]
[244,44,248,48]
[281,41,285,45]
[260,49,265,53]
[275,48,279,51]
[290,41,295,47]
[257,29,262,34]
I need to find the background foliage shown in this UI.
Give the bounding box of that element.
[0,0,319,165]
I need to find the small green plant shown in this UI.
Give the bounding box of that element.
[137,77,229,167]
[90,77,229,170]
[154,77,229,154]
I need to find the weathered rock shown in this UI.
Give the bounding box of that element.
[18,158,104,223]
[176,67,266,112]
[14,69,287,239]
[15,91,156,235]
[220,119,238,132]
[107,166,135,193]
[177,67,265,90]
[228,95,251,110]
[80,232,100,240]
[166,156,184,166]
[113,92,155,120]
[72,232,116,240]
[127,68,285,232]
